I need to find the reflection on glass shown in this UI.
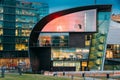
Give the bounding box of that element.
[53,61,80,71]
[15,29,31,36]
[51,48,89,60]
[16,15,37,23]
[88,11,111,70]
[38,33,69,47]
[16,23,34,28]
[16,9,36,16]
[85,35,92,46]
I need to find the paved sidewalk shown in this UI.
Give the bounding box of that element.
[44,71,120,80]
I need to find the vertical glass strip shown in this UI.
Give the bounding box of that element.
[88,12,111,70]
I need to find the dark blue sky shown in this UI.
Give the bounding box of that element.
[28,0,120,13]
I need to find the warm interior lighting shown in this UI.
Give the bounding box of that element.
[0,44,3,50]
[106,50,113,58]
[0,58,30,69]
[16,44,28,50]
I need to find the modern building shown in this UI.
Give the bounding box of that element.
[29,5,112,72]
[105,28,120,70]
[103,14,120,70]
[0,0,49,69]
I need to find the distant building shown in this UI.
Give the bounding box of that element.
[0,0,49,69]
[105,28,120,70]
[111,14,120,23]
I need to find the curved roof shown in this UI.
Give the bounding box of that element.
[29,5,112,47]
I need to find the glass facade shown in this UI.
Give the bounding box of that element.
[29,5,112,72]
[88,12,111,70]
[105,44,120,70]
[51,47,89,71]
[0,0,49,69]
[37,9,97,71]
[39,33,69,47]
[106,44,120,59]
[39,33,92,47]
[38,32,92,71]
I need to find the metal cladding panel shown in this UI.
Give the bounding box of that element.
[69,33,85,48]
[30,47,51,72]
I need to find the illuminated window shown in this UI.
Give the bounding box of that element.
[15,29,18,36]
[16,23,34,28]
[16,8,37,16]
[39,33,68,47]
[0,58,30,69]
[0,7,3,13]
[15,29,31,36]
[16,15,37,23]
[0,44,3,50]
[51,48,89,60]
[15,38,28,43]
[85,35,91,46]
[39,36,51,46]
[82,62,87,67]
[106,50,113,58]
[15,44,28,50]
[107,44,120,58]
[15,29,22,36]
[21,29,31,36]
[53,61,80,71]
[0,29,3,35]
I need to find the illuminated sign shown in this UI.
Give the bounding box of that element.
[42,9,96,32]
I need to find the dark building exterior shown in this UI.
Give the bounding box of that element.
[0,0,48,69]
[29,5,112,72]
